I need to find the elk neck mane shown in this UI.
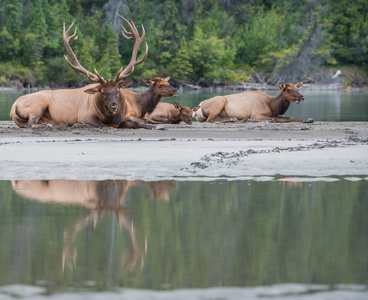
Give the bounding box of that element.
[268,91,291,116]
[136,85,162,116]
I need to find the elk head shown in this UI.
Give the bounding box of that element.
[173,102,199,124]
[143,77,179,97]
[279,82,304,104]
[63,16,148,114]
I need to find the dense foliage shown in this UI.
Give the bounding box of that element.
[0,0,367,87]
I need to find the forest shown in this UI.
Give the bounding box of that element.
[0,0,367,88]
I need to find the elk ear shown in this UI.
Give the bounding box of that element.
[118,81,133,88]
[84,86,100,94]
[191,106,200,112]
[164,76,170,82]
[143,78,153,85]
[173,102,181,110]
[295,81,303,88]
[279,82,286,90]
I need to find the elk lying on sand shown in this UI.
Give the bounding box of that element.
[145,102,199,124]
[123,77,178,119]
[193,82,314,123]
[10,16,152,129]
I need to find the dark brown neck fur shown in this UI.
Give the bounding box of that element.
[269,92,290,116]
[136,86,161,116]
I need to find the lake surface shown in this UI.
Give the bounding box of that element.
[0,177,367,293]
[1,89,368,122]
[1,88,367,297]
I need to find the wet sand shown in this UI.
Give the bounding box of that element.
[0,121,367,180]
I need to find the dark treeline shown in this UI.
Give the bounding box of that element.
[0,0,367,87]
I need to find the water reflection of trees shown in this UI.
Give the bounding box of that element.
[1,179,367,290]
[10,180,177,277]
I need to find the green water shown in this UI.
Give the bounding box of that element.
[1,89,368,122]
[0,178,367,292]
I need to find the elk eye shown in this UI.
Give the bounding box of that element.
[101,92,106,96]
[287,89,291,92]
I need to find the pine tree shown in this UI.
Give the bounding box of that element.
[0,0,22,60]
[170,38,193,82]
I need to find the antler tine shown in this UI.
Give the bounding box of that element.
[121,26,133,40]
[115,16,149,82]
[63,21,103,83]
[130,20,138,35]
[117,65,135,80]
[64,22,78,41]
[94,68,106,84]
[136,42,148,65]
[120,22,133,39]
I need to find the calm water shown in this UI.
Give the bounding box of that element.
[1,89,368,121]
[0,178,367,292]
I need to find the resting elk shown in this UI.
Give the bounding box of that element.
[124,77,179,119]
[10,16,152,129]
[145,102,199,124]
[193,82,314,123]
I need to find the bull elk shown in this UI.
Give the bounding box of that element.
[145,102,199,124]
[10,16,152,129]
[193,82,314,123]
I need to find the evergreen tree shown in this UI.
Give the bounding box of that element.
[329,0,368,65]
[0,0,23,61]
[170,38,193,82]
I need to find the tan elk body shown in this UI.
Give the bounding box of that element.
[145,102,199,124]
[10,17,156,129]
[193,82,314,123]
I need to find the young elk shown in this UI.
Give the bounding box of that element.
[193,82,314,123]
[10,16,152,129]
[145,102,199,124]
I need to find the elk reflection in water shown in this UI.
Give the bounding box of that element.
[11,179,177,273]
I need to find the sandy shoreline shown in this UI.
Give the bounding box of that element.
[0,121,367,181]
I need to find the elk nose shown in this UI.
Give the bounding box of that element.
[109,102,118,110]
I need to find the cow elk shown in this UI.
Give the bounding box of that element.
[10,16,153,129]
[124,77,179,120]
[145,102,199,124]
[193,82,314,123]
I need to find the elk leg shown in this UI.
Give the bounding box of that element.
[145,116,170,124]
[24,107,48,128]
[273,116,314,123]
[119,118,155,129]
[202,97,227,122]
[251,115,276,122]
[83,117,109,128]
[207,116,238,123]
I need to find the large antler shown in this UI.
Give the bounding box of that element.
[114,16,148,83]
[63,22,106,84]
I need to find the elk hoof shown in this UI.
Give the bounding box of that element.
[304,118,314,123]
[230,117,238,122]
[155,125,167,130]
